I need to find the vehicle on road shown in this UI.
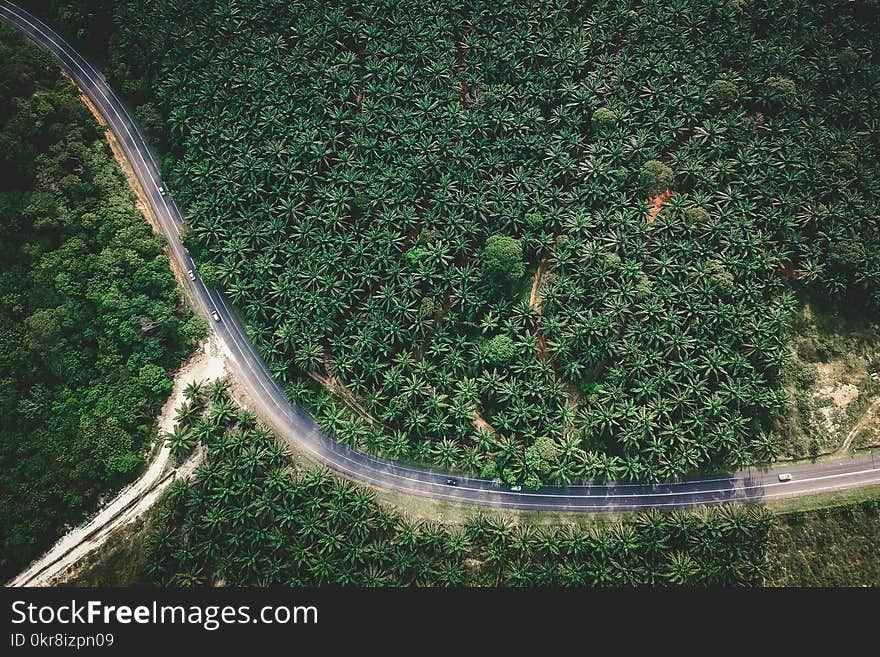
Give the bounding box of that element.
[158,185,166,196]
[778,473,793,482]
[445,478,457,486]
[509,485,522,492]
[187,269,196,281]
[211,310,221,322]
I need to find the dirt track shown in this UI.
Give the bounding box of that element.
[8,339,226,587]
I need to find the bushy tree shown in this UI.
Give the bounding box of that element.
[684,205,711,224]
[707,79,738,104]
[763,76,797,105]
[640,160,674,195]
[591,107,618,133]
[483,235,525,281]
[834,47,859,68]
[198,262,220,288]
[419,297,437,318]
[487,334,517,366]
[181,229,202,259]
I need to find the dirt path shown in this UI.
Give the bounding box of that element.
[835,397,880,455]
[308,369,379,426]
[8,339,226,587]
[472,412,498,437]
[529,257,547,310]
[529,257,550,361]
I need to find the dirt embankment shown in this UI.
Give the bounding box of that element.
[64,71,162,235]
[68,72,195,297]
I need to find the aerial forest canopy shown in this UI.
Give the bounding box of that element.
[28,0,880,487]
[145,384,774,587]
[0,23,200,579]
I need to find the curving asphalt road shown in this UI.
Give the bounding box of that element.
[4,0,880,512]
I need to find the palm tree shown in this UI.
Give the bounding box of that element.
[165,427,194,459]
[663,551,701,586]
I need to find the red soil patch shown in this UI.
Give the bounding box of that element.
[779,264,808,280]
[472,413,497,437]
[646,189,673,224]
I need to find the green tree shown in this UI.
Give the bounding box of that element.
[486,335,517,366]
[639,160,674,195]
[591,107,618,133]
[482,235,525,281]
[706,79,738,105]
[763,76,797,105]
[139,364,173,396]
[198,262,220,288]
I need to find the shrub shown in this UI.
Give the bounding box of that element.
[829,238,865,270]
[351,193,370,213]
[533,436,561,463]
[708,260,735,296]
[181,229,202,259]
[639,159,674,196]
[604,252,622,270]
[591,107,618,133]
[486,334,517,366]
[480,460,499,479]
[635,272,653,299]
[198,262,220,288]
[724,0,748,15]
[763,76,797,105]
[684,205,711,224]
[834,47,859,68]
[482,235,525,280]
[707,79,738,104]
[419,297,436,318]
[835,149,857,170]
[792,361,819,389]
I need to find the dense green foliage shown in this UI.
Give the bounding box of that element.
[639,159,675,195]
[590,107,618,134]
[482,234,525,281]
[0,24,199,579]
[145,389,773,586]
[30,1,880,486]
[768,498,880,586]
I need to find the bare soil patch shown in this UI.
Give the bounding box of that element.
[529,257,550,361]
[646,189,673,224]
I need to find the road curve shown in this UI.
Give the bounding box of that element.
[4,0,880,512]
